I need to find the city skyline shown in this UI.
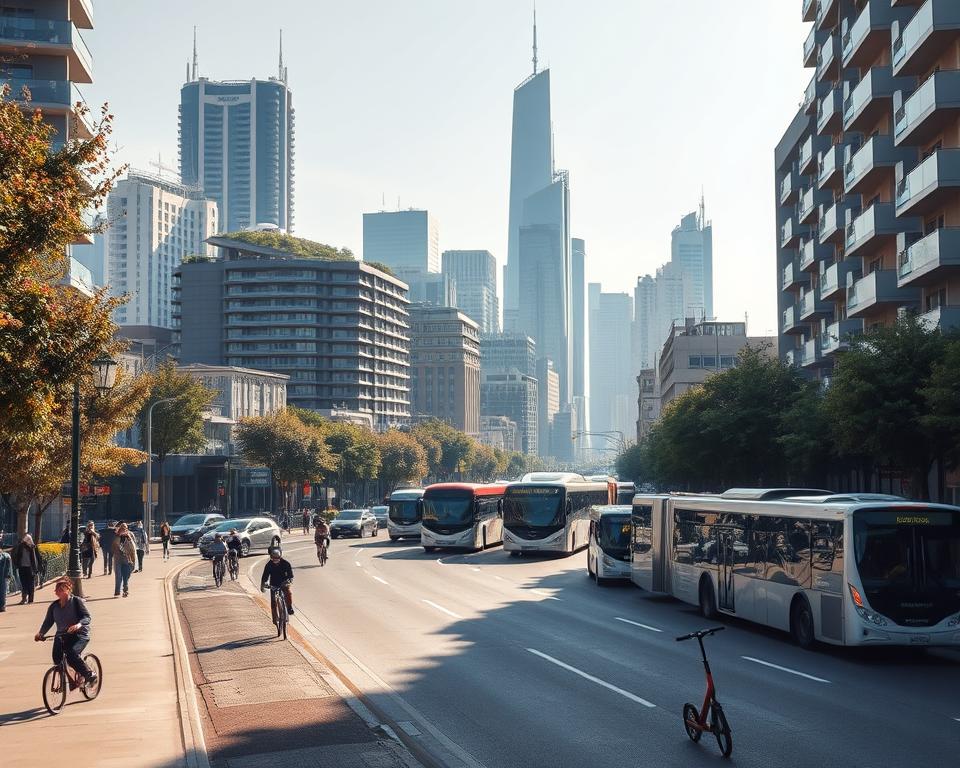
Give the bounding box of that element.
[84,1,809,335]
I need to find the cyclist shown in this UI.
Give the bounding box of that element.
[260,548,294,615]
[208,534,227,580]
[314,516,330,560]
[226,529,243,571]
[34,577,97,687]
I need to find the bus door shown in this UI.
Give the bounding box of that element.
[717,527,737,612]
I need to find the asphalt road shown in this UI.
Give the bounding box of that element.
[244,533,960,768]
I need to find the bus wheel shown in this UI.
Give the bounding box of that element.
[509,550,521,558]
[423,546,436,553]
[698,577,717,620]
[790,596,816,649]
[481,529,487,550]
[587,552,594,578]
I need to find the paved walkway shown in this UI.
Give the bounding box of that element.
[0,550,187,768]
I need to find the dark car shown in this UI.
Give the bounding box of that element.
[169,513,225,546]
[329,509,378,539]
[370,505,389,528]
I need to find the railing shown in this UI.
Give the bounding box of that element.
[842,0,873,62]
[0,18,92,76]
[899,228,958,278]
[804,26,818,63]
[819,145,839,182]
[893,0,934,68]
[896,148,960,208]
[817,35,837,77]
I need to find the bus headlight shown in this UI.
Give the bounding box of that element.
[602,554,616,568]
[948,613,960,628]
[848,583,889,627]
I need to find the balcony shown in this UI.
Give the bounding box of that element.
[802,336,828,368]
[895,148,960,217]
[782,261,805,292]
[897,227,960,286]
[803,0,817,23]
[780,168,801,204]
[817,35,839,81]
[819,199,859,245]
[2,77,94,139]
[892,0,960,77]
[799,133,832,175]
[800,286,832,321]
[844,134,916,195]
[818,144,844,189]
[843,66,916,133]
[785,347,802,366]
[800,235,833,272]
[782,305,804,335]
[845,202,919,259]
[843,0,912,68]
[820,319,864,357]
[803,26,821,68]
[798,186,830,224]
[803,75,830,115]
[847,269,919,317]
[781,216,808,248]
[817,0,839,31]
[817,87,843,134]
[919,305,960,332]
[0,17,93,84]
[894,69,960,146]
[71,0,94,29]
[819,259,861,300]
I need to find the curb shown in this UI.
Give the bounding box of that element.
[162,560,211,768]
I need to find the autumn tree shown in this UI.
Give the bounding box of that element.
[377,430,428,492]
[412,420,475,480]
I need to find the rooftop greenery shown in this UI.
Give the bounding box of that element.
[219,230,356,261]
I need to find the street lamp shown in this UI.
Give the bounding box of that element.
[144,397,177,537]
[67,355,118,597]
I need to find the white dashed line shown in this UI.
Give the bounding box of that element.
[421,599,464,619]
[494,575,507,581]
[614,617,662,633]
[371,576,389,585]
[531,589,561,601]
[527,649,656,708]
[471,567,482,572]
[355,561,362,567]
[0,651,13,662]
[741,656,831,684]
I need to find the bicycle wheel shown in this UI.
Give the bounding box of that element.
[80,654,102,700]
[320,546,327,567]
[682,703,701,742]
[273,593,283,638]
[711,703,733,758]
[213,562,222,588]
[42,665,67,715]
[229,558,239,580]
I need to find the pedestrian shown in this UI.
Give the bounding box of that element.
[301,508,310,535]
[12,533,40,604]
[59,526,70,544]
[131,520,149,572]
[100,521,116,575]
[0,544,11,612]
[160,520,171,561]
[279,510,290,534]
[80,522,100,579]
[112,523,136,597]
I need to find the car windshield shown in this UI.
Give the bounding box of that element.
[389,499,420,524]
[422,494,473,525]
[338,510,363,520]
[503,487,563,528]
[372,506,388,516]
[212,520,249,533]
[175,514,208,526]
[599,515,631,555]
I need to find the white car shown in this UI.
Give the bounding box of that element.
[198,517,282,558]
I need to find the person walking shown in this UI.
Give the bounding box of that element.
[80,522,100,579]
[112,523,136,598]
[12,534,40,605]
[301,508,310,535]
[0,545,11,612]
[100,521,116,575]
[131,520,149,572]
[159,520,171,561]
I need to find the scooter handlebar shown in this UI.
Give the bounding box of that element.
[675,626,725,641]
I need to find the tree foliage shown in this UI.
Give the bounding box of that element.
[136,361,216,463]
[377,430,428,491]
[412,420,475,479]
[219,230,355,261]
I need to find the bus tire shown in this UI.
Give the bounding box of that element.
[790,596,816,649]
[423,546,436,553]
[698,576,717,620]
[481,529,487,550]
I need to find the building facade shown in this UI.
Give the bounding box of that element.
[636,369,660,442]
[777,1,960,375]
[174,232,410,428]
[588,284,636,444]
[480,332,537,378]
[478,415,520,453]
[179,70,295,233]
[481,371,538,456]
[106,170,218,329]
[363,209,439,275]
[536,357,560,458]
[571,237,588,401]
[408,305,481,434]
[671,202,714,320]
[632,273,657,372]
[441,249,499,334]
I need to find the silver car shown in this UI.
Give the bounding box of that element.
[198,517,282,557]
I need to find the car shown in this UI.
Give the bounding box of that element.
[329,509,378,539]
[169,513,225,546]
[370,505,389,528]
[197,517,282,558]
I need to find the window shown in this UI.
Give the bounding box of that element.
[702,356,717,368]
[688,355,702,368]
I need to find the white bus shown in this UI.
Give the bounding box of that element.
[420,482,508,552]
[387,488,425,541]
[630,488,960,647]
[587,505,633,583]
[502,473,613,556]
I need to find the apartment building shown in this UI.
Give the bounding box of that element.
[777,0,960,376]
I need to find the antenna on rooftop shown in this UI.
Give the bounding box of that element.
[532,3,539,75]
[278,29,288,83]
[149,152,179,181]
[192,26,198,81]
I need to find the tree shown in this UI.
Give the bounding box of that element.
[921,337,960,498]
[377,430,428,492]
[468,444,500,482]
[412,420,475,479]
[615,442,648,484]
[136,362,216,520]
[505,453,528,479]
[323,423,381,506]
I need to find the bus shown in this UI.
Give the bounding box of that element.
[502,473,614,556]
[587,505,633,583]
[616,482,636,505]
[420,482,508,552]
[630,488,960,647]
[387,488,425,541]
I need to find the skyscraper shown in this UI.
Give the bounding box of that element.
[588,284,635,444]
[179,33,295,233]
[363,209,443,305]
[670,201,713,320]
[480,333,537,378]
[442,250,499,333]
[632,274,657,372]
[571,237,587,400]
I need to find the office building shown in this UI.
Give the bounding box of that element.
[363,209,439,276]
[442,249,499,333]
[636,369,660,442]
[479,415,520,453]
[632,274,657,372]
[174,231,410,428]
[551,406,578,464]
[671,201,714,320]
[777,1,960,376]
[408,305,481,434]
[106,170,218,329]
[651,261,692,361]
[480,332,537,378]
[571,238,588,401]
[536,357,560,458]
[481,371,538,456]
[179,40,295,233]
[588,284,635,443]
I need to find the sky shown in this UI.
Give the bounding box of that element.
[87,0,811,336]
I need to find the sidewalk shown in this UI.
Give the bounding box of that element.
[175,560,420,768]
[0,550,187,768]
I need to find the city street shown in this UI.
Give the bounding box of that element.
[256,535,960,768]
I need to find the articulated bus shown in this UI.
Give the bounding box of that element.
[502,473,614,556]
[587,505,633,583]
[631,489,960,647]
[420,483,508,552]
[387,488,425,541]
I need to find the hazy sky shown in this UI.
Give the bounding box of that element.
[88,1,810,334]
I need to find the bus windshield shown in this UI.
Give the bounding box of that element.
[504,488,563,528]
[598,515,631,558]
[389,499,420,525]
[422,494,473,528]
[853,509,960,627]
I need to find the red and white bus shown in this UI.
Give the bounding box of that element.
[420,482,508,552]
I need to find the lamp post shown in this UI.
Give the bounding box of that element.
[68,355,119,597]
[144,397,177,537]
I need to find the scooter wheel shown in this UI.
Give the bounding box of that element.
[683,703,701,742]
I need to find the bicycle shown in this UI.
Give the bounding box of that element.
[227,551,240,581]
[676,626,732,758]
[39,633,102,715]
[316,539,328,567]
[212,556,225,588]
[267,582,290,640]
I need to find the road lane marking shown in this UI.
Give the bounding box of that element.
[471,567,482,572]
[614,617,662,633]
[494,575,507,581]
[526,649,656,708]
[371,575,389,585]
[355,561,362,567]
[741,656,831,684]
[421,599,464,619]
[0,651,13,662]
[531,589,561,601]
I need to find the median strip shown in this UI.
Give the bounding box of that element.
[742,656,831,683]
[526,649,656,708]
